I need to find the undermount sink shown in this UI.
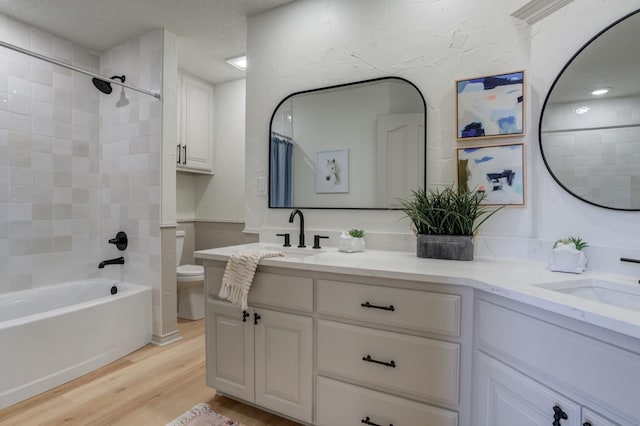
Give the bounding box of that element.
[535,279,640,312]
[255,244,325,258]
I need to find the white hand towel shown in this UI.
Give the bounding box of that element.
[219,249,285,309]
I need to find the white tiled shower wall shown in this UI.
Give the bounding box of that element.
[97,31,163,292]
[0,12,162,295]
[0,14,101,292]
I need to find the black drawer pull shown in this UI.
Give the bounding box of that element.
[361,416,393,426]
[362,354,396,368]
[361,301,395,311]
[242,310,249,322]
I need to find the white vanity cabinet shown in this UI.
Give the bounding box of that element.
[205,264,313,423]
[202,260,471,425]
[177,71,214,173]
[473,293,639,426]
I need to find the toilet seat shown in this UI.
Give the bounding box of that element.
[177,264,204,282]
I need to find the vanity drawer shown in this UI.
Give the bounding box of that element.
[317,279,461,336]
[205,265,313,312]
[317,319,460,405]
[316,376,458,426]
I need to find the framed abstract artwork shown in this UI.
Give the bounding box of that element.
[457,143,525,206]
[456,71,525,140]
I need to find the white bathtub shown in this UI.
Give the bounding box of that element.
[0,278,151,409]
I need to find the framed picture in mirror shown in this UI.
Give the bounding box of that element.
[316,149,349,194]
[457,143,525,206]
[456,71,525,140]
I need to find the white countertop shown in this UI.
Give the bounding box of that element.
[195,243,640,340]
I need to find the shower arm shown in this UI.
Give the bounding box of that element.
[0,39,161,100]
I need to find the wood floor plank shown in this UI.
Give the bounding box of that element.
[0,319,301,426]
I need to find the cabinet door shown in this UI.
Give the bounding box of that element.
[206,299,254,402]
[254,309,313,423]
[473,352,580,426]
[582,408,620,426]
[179,72,214,173]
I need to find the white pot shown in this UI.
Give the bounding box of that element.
[548,243,587,273]
[339,236,365,253]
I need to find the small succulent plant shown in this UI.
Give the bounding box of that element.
[348,228,365,238]
[554,236,589,251]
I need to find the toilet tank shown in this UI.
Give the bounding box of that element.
[176,230,185,267]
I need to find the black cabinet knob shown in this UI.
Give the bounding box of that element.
[254,312,261,325]
[242,311,249,322]
[552,405,568,426]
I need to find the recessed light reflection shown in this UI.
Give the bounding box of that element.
[575,106,590,114]
[591,88,609,96]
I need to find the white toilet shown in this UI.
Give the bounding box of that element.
[176,230,205,320]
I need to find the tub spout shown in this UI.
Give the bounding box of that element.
[99,256,125,269]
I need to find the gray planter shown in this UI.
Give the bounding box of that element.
[417,234,474,261]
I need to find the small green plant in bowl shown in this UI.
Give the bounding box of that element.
[554,236,589,251]
[348,229,365,238]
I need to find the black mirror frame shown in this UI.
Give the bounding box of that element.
[538,8,640,211]
[268,76,427,210]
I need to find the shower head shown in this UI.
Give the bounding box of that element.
[116,86,130,108]
[92,75,126,95]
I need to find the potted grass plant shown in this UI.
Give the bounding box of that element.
[399,186,503,260]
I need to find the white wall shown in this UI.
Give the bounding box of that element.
[246,0,640,257]
[176,172,196,221]
[194,78,246,222]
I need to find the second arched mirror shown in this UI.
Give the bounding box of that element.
[540,9,640,210]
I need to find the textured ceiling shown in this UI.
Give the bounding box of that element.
[0,0,293,84]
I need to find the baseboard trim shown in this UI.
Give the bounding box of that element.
[151,330,183,346]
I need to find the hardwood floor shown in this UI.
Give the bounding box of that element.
[0,319,301,426]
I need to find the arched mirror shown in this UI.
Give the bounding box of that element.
[269,77,426,209]
[540,9,640,210]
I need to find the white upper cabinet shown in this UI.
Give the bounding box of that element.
[177,71,214,173]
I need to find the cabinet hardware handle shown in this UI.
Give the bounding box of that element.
[177,144,181,164]
[242,311,249,322]
[182,145,187,164]
[583,423,592,426]
[361,301,395,312]
[362,354,396,368]
[361,416,393,426]
[254,312,261,325]
[552,405,568,426]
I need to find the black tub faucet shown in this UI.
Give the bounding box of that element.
[288,209,305,248]
[99,256,125,269]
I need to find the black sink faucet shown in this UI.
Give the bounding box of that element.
[99,256,125,269]
[288,209,305,248]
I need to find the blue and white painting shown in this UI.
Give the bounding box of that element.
[457,71,524,139]
[457,143,525,205]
